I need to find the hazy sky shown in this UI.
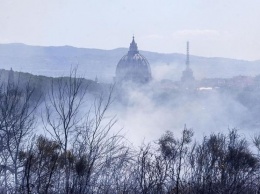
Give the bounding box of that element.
[0,0,260,60]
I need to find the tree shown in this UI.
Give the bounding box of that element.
[189,129,258,194]
[0,75,39,193]
[158,127,193,194]
[43,69,87,193]
[70,88,131,193]
[19,135,61,193]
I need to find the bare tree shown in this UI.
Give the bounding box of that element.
[43,69,87,193]
[0,75,39,193]
[71,89,131,193]
[19,135,61,194]
[134,144,168,194]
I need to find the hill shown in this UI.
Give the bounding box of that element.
[0,43,259,82]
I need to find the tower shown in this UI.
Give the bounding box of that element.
[181,41,195,83]
[186,41,190,68]
[8,67,15,85]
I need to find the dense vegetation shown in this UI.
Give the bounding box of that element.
[1,71,260,194]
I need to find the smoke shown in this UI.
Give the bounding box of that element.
[151,62,182,81]
[30,64,259,147]
[109,76,255,146]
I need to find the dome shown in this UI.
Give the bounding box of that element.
[116,37,152,84]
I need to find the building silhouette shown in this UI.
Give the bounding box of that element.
[115,37,152,84]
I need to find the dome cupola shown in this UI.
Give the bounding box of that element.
[116,37,152,84]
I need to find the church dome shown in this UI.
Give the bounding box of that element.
[116,37,152,84]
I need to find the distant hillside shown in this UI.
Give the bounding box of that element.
[0,43,260,82]
[0,69,107,102]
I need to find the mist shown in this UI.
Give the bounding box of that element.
[107,63,259,145]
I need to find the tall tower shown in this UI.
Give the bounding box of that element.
[8,67,15,85]
[186,41,190,68]
[181,41,195,83]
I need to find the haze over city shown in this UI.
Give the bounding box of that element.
[1,1,260,193]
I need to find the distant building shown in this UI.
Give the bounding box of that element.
[200,78,227,88]
[95,76,98,83]
[227,75,254,88]
[115,37,152,84]
[8,68,14,84]
[181,41,195,83]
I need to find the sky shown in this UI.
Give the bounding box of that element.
[0,0,260,60]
